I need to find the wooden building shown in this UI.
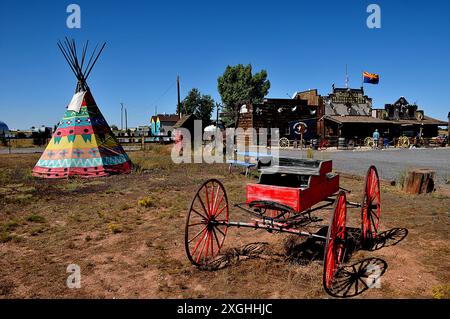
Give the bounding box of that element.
[318,86,378,142]
[236,94,319,145]
[324,86,373,116]
[321,115,392,142]
[292,89,324,136]
[234,85,447,146]
[150,114,179,137]
[173,114,198,142]
[372,97,447,138]
[318,88,447,143]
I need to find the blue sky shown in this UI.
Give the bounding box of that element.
[0,0,449,129]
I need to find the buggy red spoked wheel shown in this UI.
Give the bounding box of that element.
[361,165,381,245]
[185,179,229,267]
[323,191,347,293]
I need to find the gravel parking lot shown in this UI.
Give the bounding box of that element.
[277,147,450,185]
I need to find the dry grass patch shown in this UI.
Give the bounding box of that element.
[0,149,448,298]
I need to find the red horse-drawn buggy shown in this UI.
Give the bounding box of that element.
[184,158,381,293]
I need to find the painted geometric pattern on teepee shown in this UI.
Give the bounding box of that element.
[36,154,129,168]
[32,91,131,178]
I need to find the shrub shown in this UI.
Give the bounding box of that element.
[120,203,132,211]
[97,211,107,219]
[396,170,407,189]
[3,220,19,231]
[108,223,123,234]
[0,220,20,243]
[0,231,13,243]
[138,197,153,208]
[30,226,46,236]
[63,181,84,192]
[432,285,450,299]
[5,194,34,204]
[25,214,46,223]
[132,161,144,174]
[17,186,36,193]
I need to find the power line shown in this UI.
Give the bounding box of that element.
[150,81,176,109]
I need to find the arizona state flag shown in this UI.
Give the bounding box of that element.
[363,71,379,84]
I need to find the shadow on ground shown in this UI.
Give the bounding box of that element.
[202,227,408,298]
[201,242,279,271]
[326,257,388,298]
[284,226,408,297]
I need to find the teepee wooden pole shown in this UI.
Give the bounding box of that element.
[85,42,106,80]
[83,43,98,75]
[57,41,78,79]
[80,40,89,72]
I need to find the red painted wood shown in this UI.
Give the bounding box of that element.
[298,175,339,211]
[319,161,332,175]
[246,174,339,213]
[246,184,300,211]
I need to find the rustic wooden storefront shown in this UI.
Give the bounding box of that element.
[236,96,319,145]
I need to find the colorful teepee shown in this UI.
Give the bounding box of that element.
[32,38,131,178]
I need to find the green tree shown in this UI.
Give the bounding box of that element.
[217,64,270,127]
[182,88,215,126]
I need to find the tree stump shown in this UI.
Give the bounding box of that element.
[403,169,435,194]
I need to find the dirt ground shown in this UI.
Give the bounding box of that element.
[0,145,449,299]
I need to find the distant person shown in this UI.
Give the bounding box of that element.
[414,131,422,147]
[384,137,390,149]
[372,129,380,149]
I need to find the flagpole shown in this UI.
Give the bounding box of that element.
[345,64,349,88]
[361,70,364,89]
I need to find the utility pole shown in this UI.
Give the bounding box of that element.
[8,134,11,155]
[177,75,181,118]
[120,102,124,130]
[125,108,128,131]
[216,102,221,126]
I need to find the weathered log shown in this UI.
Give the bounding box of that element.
[403,169,435,194]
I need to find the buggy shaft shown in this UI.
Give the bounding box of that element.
[211,220,327,240]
